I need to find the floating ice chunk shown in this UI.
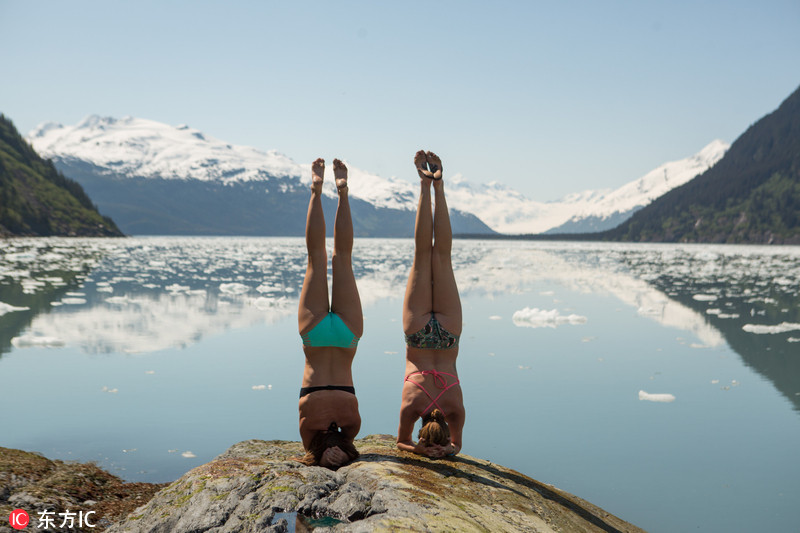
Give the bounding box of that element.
[66,292,86,297]
[489,315,502,320]
[256,283,280,294]
[181,451,197,458]
[5,252,36,262]
[742,322,800,334]
[0,302,29,316]
[105,296,130,304]
[22,279,44,294]
[512,307,587,328]
[268,384,273,390]
[638,390,676,403]
[97,286,114,293]
[101,386,119,393]
[711,379,720,384]
[253,297,277,310]
[693,294,718,302]
[252,385,266,390]
[166,284,190,293]
[220,283,249,295]
[61,298,87,305]
[518,365,531,370]
[145,370,155,375]
[11,335,65,348]
[788,337,800,343]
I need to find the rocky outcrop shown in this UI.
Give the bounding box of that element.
[0,447,165,533]
[107,435,644,533]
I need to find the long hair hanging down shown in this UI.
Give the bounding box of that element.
[295,423,360,468]
[418,409,450,446]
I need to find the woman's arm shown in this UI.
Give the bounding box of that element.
[340,415,361,442]
[397,406,440,456]
[446,408,464,455]
[299,416,315,450]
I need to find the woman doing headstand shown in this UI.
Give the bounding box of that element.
[397,150,464,459]
[296,158,363,469]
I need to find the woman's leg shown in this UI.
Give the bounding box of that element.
[403,151,435,335]
[430,153,462,336]
[330,159,363,337]
[298,158,330,334]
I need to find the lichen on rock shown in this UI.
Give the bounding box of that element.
[105,435,644,533]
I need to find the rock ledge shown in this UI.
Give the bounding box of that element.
[107,435,644,533]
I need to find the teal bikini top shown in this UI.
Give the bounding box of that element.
[301,312,359,349]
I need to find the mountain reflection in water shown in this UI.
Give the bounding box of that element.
[2,237,798,399]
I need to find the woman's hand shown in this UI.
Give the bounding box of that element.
[320,445,348,467]
[414,439,449,458]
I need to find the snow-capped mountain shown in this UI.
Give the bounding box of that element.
[27,116,487,236]
[441,140,729,234]
[30,116,419,209]
[28,116,728,236]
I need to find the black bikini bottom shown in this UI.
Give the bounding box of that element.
[299,385,356,399]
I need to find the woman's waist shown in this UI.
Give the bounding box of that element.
[404,356,458,376]
[302,360,355,387]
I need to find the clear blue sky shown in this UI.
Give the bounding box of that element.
[2,0,799,200]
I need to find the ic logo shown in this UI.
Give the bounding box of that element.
[9,509,29,530]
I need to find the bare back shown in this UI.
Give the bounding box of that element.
[299,389,360,449]
[302,345,357,388]
[399,346,464,447]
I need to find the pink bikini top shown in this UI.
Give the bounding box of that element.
[404,369,460,416]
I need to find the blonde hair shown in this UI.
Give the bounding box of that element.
[418,409,450,446]
[295,423,359,469]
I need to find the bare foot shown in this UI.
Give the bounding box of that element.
[426,151,442,180]
[414,150,434,180]
[333,158,348,192]
[311,158,325,192]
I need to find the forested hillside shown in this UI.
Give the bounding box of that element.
[0,114,122,237]
[605,85,800,244]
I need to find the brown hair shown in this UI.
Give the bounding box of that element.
[295,423,359,469]
[418,409,450,446]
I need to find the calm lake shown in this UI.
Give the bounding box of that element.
[1,237,799,533]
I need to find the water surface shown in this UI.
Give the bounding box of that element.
[1,237,799,533]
